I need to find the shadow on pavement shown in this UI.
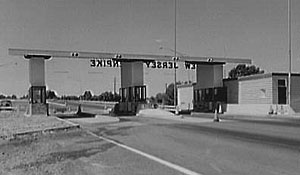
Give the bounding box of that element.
[55,112,96,119]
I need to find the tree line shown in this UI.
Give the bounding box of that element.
[0,94,18,99]
[48,90,121,102]
[0,90,120,102]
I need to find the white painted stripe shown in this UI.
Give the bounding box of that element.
[86,130,203,175]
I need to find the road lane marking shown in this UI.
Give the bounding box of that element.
[86,130,203,175]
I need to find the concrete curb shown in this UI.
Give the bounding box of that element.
[136,110,215,123]
[65,114,120,124]
[4,116,81,141]
[55,116,82,126]
[118,116,140,122]
[12,125,80,140]
[137,113,184,120]
[190,112,300,122]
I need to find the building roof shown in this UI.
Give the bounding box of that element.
[224,72,300,82]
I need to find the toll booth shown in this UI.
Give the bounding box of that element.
[28,86,48,115]
[193,87,227,112]
[114,61,147,115]
[115,86,147,115]
[193,63,227,112]
[26,55,50,116]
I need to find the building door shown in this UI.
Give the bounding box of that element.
[278,80,286,104]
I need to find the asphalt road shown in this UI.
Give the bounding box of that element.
[2,100,300,175]
[74,116,300,175]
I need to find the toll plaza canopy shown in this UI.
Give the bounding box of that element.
[8,48,251,64]
[8,48,251,115]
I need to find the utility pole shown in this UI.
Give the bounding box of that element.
[174,0,177,107]
[288,0,292,111]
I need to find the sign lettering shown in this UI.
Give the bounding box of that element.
[144,61,179,69]
[90,59,120,68]
[185,62,196,69]
[90,59,196,70]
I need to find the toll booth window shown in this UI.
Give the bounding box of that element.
[41,88,46,103]
[213,87,227,102]
[214,88,218,95]
[120,88,127,102]
[200,90,203,101]
[201,89,205,101]
[32,90,41,103]
[120,86,146,102]
[119,89,122,102]
[194,89,204,103]
[29,86,46,104]
[134,86,146,102]
[141,86,146,101]
[205,89,209,95]
[214,88,219,101]
[135,87,141,101]
[204,89,209,101]
[128,87,133,102]
[198,90,202,102]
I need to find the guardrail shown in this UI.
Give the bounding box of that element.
[48,100,117,106]
[0,106,17,111]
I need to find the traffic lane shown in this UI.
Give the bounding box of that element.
[222,116,300,128]
[89,141,185,175]
[129,114,300,147]
[183,114,300,144]
[186,114,300,127]
[85,117,300,175]
[171,120,300,149]
[0,128,184,175]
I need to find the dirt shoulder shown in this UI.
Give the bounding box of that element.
[0,112,79,140]
[0,129,113,175]
[0,112,110,175]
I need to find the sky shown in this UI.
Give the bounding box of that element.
[0,0,300,97]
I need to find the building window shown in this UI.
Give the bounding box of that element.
[278,79,286,87]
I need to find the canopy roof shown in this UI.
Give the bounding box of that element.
[9,48,251,64]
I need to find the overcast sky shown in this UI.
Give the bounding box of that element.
[0,0,300,97]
